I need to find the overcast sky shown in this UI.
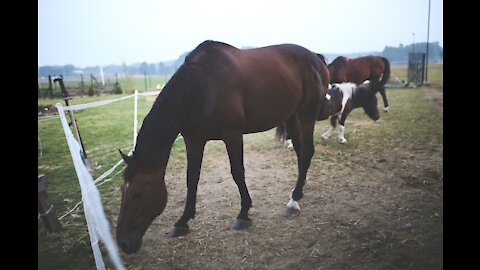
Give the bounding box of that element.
[38,0,442,68]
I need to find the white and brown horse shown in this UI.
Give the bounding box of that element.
[317,82,380,143]
[277,82,380,145]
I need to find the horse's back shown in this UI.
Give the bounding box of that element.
[183,41,328,135]
[328,55,386,85]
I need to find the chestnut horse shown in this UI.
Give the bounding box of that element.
[116,40,330,254]
[327,55,390,112]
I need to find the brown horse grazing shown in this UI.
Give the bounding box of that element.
[327,55,391,112]
[116,40,330,254]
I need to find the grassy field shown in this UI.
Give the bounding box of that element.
[38,75,171,96]
[38,64,443,269]
[390,63,443,87]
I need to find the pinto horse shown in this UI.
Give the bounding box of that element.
[277,82,379,145]
[116,40,330,254]
[327,55,390,112]
[318,82,380,143]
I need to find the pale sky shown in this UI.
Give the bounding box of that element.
[38,0,443,68]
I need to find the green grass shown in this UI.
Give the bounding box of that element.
[39,75,171,97]
[38,65,443,269]
[390,63,443,86]
[38,93,180,269]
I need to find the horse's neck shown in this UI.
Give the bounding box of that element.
[134,106,180,171]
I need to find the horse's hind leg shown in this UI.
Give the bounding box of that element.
[337,110,350,144]
[321,116,338,139]
[379,87,389,112]
[284,114,315,217]
[224,132,253,230]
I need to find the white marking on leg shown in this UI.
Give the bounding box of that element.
[284,139,293,149]
[321,125,335,139]
[338,125,347,144]
[384,106,389,112]
[286,198,300,210]
[286,189,300,210]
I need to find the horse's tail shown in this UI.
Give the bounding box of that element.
[276,123,287,141]
[316,53,327,66]
[379,57,391,87]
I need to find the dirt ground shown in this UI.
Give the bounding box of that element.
[107,88,443,270]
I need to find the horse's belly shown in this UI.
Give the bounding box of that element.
[242,90,299,133]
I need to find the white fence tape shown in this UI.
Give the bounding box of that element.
[62,94,135,111]
[53,90,165,270]
[56,104,125,270]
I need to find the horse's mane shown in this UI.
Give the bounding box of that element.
[129,62,203,173]
[185,40,237,63]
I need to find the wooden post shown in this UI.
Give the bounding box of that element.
[38,174,62,232]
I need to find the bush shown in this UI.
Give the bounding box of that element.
[113,82,123,94]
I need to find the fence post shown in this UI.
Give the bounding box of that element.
[134,89,138,148]
[54,76,95,175]
[38,174,62,232]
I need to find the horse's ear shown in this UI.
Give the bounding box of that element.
[119,149,133,165]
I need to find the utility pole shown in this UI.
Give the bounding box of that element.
[425,0,431,82]
[412,33,415,53]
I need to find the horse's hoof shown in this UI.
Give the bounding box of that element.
[339,138,347,144]
[321,135,329,140]
[167,226,190,237]
[384,107,389,112]
[231,218,252,230]
[283,207,300,217]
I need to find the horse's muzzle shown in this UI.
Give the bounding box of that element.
[117,230,143,254]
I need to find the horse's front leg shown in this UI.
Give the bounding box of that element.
[224,132,252,230]
[337,110,350,144]
[168,137,206,237]
[284,115,315,217]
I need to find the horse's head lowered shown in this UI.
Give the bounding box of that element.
[356,86,380,121]
[116,150,168,254]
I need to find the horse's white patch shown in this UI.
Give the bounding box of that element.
[332,82,356,114]
[325,93,331,100]
[338,125,347,144]
[286,198,300,210]
[285,139,293,149]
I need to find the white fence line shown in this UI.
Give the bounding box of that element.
[56,104,125,270]
[54,90,161,270]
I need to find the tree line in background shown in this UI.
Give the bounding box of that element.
[38,42,442,78]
